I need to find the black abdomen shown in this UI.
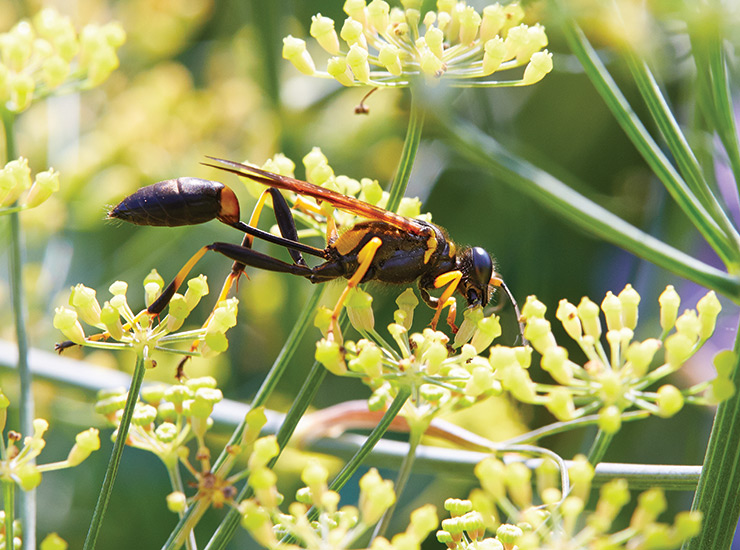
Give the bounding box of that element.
[108,178,226,226]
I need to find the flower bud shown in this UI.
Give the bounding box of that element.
[368,1,390,32]
[341,18,367,48]
[522,50,552,85]
[697,291,721,340]
[250,435,280,469]
[480,4,505,42]
[315,338,347,375]
[458,6,481,45]
[40,532,68,550]
[155,422,178,443]
[0,157,32,207]
[378,44,402,75]
[328,56,355,87]
[601,291,622,331]
[444,498,473,517]
[67,428,101,466]
[496,524,522,546]
[69,284,102,326]
[656,384,684,417]
[577,297,601,339]
[482,37,506,75]
[659,285,680,332]
[625,338,660,377]
[541,346,574,385]
[311,14,340,54]
[184,275,208,309]
[282,35,316,75]
[475,457,506,500]
[664,332,695,368]
[359,468,396,525]
[598,405,622,433]
[346,287,375,332]
[53,307,86,344]
[167,491,187,513]
[347,43,371,83]
[545,386,575,421]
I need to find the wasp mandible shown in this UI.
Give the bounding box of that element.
[108,157,520,340]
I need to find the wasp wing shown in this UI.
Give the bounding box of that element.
[203,157,429,236]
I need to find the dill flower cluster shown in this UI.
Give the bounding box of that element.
[54,270,239,366]
[0,7,125,113]
[240,460,437,550]
[0,157,59,213]
[507,284,730,431]
[0,389,99,493]
[283,0,552,88]
[436,455,701,550]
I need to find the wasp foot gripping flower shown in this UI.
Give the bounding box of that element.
[316,288,504,433]
[54,271,239,367]
[0,390,99,493]
[443,454,702,550]
[284,1,552,89]
[499,284,730,431]
[0,8,125,113]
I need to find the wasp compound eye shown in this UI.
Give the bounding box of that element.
[470,247,493,287]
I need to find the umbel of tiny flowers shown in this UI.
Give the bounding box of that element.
[0,7,125,113]
[54,270,239,366]
[0,157,60,214]
[97,383,271,513]
[0,389,100,492]
[283,0,553,88]
[240,460,438,550]
[316,287,504,433]
[494,284,732,432]
[443,455,702,550]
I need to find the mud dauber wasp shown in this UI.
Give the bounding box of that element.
[60,157,520,355]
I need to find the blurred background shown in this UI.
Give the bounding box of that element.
[0,0,736,547]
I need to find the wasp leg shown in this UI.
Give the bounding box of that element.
[428,270,463,330]
[148,246,211,315]
[207,242,313,277]
[327,236,383,342]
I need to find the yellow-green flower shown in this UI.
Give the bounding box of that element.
[54,271,238,366]
[284,1,552,89]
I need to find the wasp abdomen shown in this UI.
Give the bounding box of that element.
[108,177,240,227]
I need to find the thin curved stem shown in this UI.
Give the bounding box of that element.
[84,354,147,550]
[3,108,35,550]
[387,92,425,213]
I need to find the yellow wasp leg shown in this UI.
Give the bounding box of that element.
[328,236,383,342]
[429,270,463,330]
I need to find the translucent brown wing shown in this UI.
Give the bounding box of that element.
[203,157,429,236]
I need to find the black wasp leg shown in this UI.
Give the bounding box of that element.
[269,188,307,266]
[208,242,314,278]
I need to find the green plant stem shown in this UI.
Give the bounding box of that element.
[555,10,739,267]
[372,419,424,540]
[202,361,329,550]
[387,92,425,213]
[2,108,35,550]
[3,480,14,547]
[440,117,740,301]
[683,320,740,550]
[84,354,147,550]
[161,287,324,550]
[587,429,614,465]
[623,51,740,250]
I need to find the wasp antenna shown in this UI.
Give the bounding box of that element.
[498,279,528,348]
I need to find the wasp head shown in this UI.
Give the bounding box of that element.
[458,246,494,307]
